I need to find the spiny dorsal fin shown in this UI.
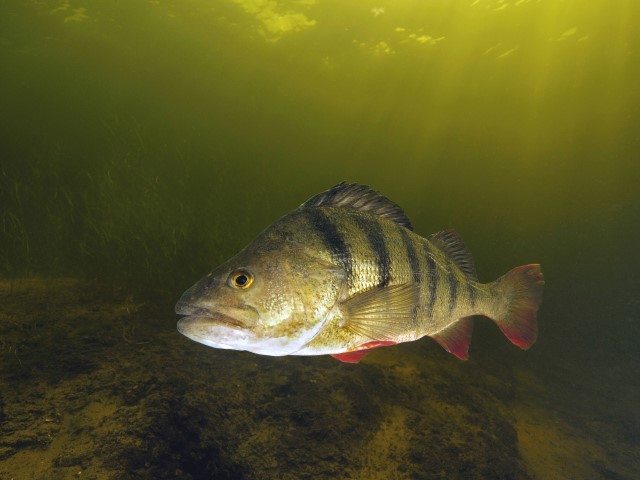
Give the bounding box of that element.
[301,182,413,230]
[428,229,477,280]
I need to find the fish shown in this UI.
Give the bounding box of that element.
[175,182,544,363]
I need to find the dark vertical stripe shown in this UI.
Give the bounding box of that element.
[305,209,352,279]
[426,244,438,316]
[448,260,459,314]
[467,282,477,310]
[400,225,421,332]
[354,215,391,287]
[399,226,421,283]
[411,305,420,329]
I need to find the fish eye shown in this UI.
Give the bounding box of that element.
[229,270,254,289]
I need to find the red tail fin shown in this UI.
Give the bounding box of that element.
[491,264,544,349]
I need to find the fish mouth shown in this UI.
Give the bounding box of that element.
[175,301,258,329]
[176,302,261,350]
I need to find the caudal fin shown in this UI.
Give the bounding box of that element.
[489,264,545,349]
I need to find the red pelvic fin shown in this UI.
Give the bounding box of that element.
[431,316,474,360]
[330,341,396,364]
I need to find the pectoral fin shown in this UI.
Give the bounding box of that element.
[339,283,419,341]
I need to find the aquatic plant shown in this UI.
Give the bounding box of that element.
[0,119,238,303]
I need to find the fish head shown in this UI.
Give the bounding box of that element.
[175,234,346,356]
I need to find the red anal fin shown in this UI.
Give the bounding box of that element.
[331,350,373,363]
[431,317,474,360]
[330,341,396,364]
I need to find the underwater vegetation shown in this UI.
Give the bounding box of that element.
[0,120,235,300]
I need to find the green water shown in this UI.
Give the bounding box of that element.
[1,1,639,478]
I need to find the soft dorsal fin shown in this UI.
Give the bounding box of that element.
[428,229,477,280]
[301,182,413,230]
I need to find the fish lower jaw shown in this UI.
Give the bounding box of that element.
[177,317,250,348]
[176,317,303,356]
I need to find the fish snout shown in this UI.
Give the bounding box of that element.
[175,298,260,328]
[175,300,209,317]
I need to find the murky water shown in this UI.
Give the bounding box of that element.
[1,1,639,478]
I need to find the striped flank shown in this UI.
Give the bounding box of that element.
[399,225,421,283]
[353,215,391,287]
[305,209,353,279]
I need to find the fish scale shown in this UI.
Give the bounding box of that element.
[308,211,479,341]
